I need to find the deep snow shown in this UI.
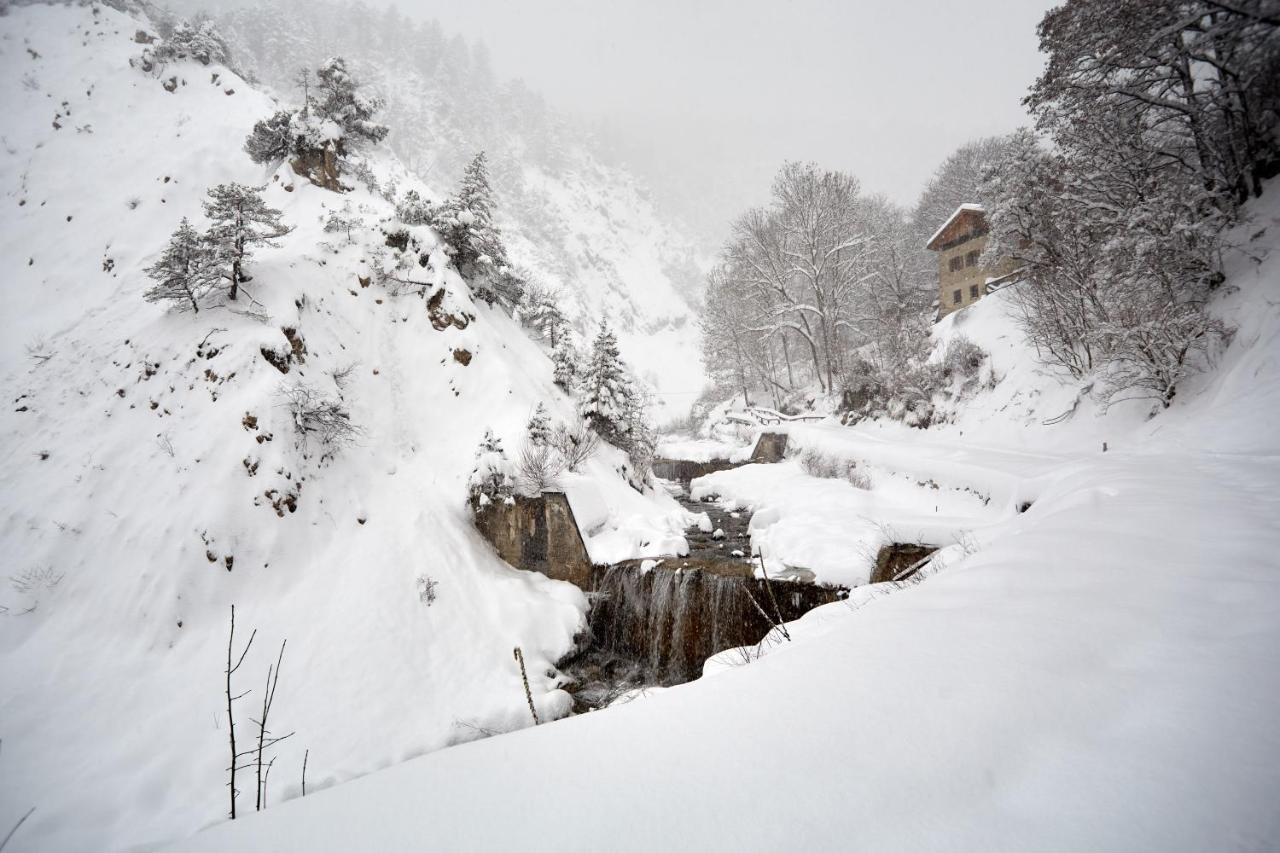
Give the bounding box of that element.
[0,5,686,850]
[171,157,1280,852]
[3,3,1280,852]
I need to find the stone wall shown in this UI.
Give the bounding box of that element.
[651,457,740,484]
[472,491,593,588]
[750,432,788,463]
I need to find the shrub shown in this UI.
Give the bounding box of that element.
[515,442,564,497]
[550,419,600,472]
[280,383,359,460]
[941,335,986,381]
[796,449,871,489]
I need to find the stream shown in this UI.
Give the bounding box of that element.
[562,473,845,712]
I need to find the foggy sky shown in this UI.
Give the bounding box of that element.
[388,0,1058,241]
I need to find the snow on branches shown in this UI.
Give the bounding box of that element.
[467,429,516,508]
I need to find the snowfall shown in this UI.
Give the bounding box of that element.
[2,4,1280,853]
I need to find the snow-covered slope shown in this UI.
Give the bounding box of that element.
[171,177,1280,849]
[209,0,709,422]
[0,4,684,850]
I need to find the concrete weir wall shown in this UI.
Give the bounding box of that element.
[471,492,593,588]
[651,431,789,485]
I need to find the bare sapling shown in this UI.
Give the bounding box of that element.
[225,605,257,820]
[756,554,792,642]
[253,639,294,811]
[513,647,539,725]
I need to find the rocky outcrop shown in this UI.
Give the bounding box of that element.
[291,143,344,192]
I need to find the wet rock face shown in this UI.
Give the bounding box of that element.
[584,563,845,686]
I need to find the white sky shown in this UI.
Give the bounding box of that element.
[393,0,1055,238]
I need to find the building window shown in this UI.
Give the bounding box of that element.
[949,257,963,272]
[969,284,979,299]
[965,250,980,267]
[952,289,962,305]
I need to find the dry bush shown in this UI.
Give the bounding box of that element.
[797,448,870,489]
[516,442,565,496]
[280,383,360,459]
[550,419,600,472]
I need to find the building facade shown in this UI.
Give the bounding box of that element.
[926,204,1019,320]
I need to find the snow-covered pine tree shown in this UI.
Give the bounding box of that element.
[551,335,579,392]
[313,57,389,147]
[395,189,435,226]
[577,321,632,445]
[433,152,522,307]
[466,429,516,508]
[143,217,213,313]
[521,283,568,348]
[202,183,291,301]
[243,58,387,190]
[526,403,551,446]
[155,19,228,66]
[244,110,295,165]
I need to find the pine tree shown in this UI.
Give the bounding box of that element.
[244,110,295,165]
[466,429,516,508]
[551,336,578,392]
[156,19,227,66]
[577,322,632,445]
[395,189,435,226]
[203,183,291,301]
[433,152,520,306]
[526,403,552,446]
[313,57,389,146]
[143,218,213,313]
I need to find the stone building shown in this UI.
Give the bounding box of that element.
[925,203,1020,320]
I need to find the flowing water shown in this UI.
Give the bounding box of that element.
[562,476,845,711]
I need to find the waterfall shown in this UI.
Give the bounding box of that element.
[585,563,844,686]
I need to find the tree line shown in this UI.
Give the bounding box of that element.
[700,0,1280,419]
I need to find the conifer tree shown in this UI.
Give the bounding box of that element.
[313,57,389,146]
[577,321,632,445]
[244,110,295,165]
[143,217,213,313]
[551,336,579,392]
[466,429,516,508]
[202,183,291,301]
[434,152,521,306]
[526,403,552,446]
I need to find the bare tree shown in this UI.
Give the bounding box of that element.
[225,605,256,820]
[253,640,293,811]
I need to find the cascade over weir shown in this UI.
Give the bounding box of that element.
[472,431,847,703]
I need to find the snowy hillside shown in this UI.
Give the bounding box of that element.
[209,0,709,422]
[0,4,687,850]
[172,180,1280,849]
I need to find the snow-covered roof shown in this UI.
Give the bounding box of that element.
[925,203,985,250]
